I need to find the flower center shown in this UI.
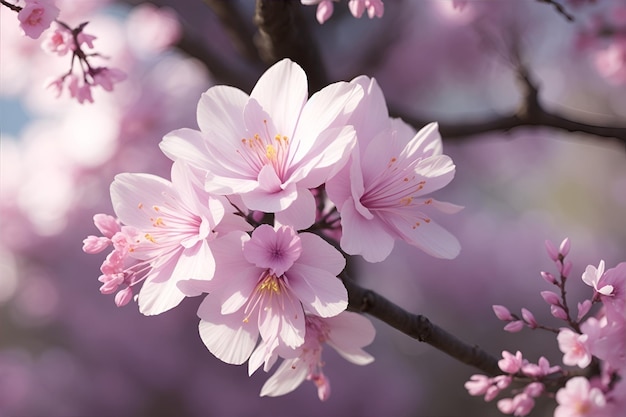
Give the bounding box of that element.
[237,120,290,180]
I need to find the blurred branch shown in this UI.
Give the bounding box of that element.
[253,0,329,93]
[536,0,574,22]
[342,275,502,376]
[391,67,626,146]
[201,0,261,63]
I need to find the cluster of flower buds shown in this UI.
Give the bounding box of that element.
[466,238,626,416]
[300,0,384,24]
[2,0,126,103]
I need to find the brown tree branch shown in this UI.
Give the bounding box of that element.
[536,0,574,22]
[391,67,626,146]
[253,0,329,93]
[201,0,261,63]
[342,275,502,376]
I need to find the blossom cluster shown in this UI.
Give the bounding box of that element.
[466,238,626,417]
[2,0,126,102]
[83,58,460,399]
[300,0,384,24]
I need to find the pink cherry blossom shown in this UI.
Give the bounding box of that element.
[67,75,93,104]
[102,162,236,315]
[557,328,592,368]
[348,0,384,19]
[41,23,72,56]
[498,350,525,374]
[582,260,613,295]
[594,36,626,85]
[521,356,560,378]
[194,225,348,365]
[259,312,375,400]
[596,262,626,323]
[160,58,363,230]
[555,377,607,417]
[17,0,59,39]
[326,77,461,262]
[497,393,534,416]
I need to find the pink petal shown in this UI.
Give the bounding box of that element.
[250,59,308,139]
[197,85,249,140]
[110,173,172,228]
[339,199,395,262]
[197,295,258,365]
[348,77,391,148]
[241,168,298,212]
[390,215,461,259]
[138,257,185,315]
[400,122,443,160]
[296,232,346,275]
[274,188,316,230]
[287,263,348,318]
[160,128,211,169]
[260,358,308,397]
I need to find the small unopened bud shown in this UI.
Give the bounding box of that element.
[550,305,568,320]
[114,286,134,307]
[524,382,544,398]
[540,290,561,306]
[562,261,573,278]
[540,271,556,285]
[521,308,538,328]
[503,320,524,332]
[544,240,559,261]
[559,238,571,257]
[493,305,514,321]
[577,300,592,321]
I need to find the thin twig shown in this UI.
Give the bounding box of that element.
[536,0,574,22]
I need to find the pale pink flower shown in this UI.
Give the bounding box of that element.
[259,312,375,400]
[521,356,560,378]
[160,58,363,230]
[498,350,525,374]
[301,0,337,24]
[41,23,72,56]
[106,162,236,315]
[555,377,607,417]
[194,225,348,365]
[465,374,492,396]
[348,0,384,19]
[17,0,59,39]
[497,393,534,416]
[582,260,613,295]
[126,3,181,53]
[581,316,626,371]
[557,328,592,368]
[91,67,127,92]
[326,77,461,262]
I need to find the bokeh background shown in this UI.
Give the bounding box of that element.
[1,1,625,416]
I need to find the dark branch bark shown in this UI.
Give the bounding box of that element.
[201,0,261,63]
[391,66,626,146]
[253,0,329,93]
[342,275,502,376]
[536,0,574,22]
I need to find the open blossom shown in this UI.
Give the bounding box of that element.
[192,225,348,365]
[91,67,127,91]
[326,76,461,262]
[259,312,375,401]
[160,58,363,230]
[555,377,607,417]
[85,162,245,315]
[17,0,59,39]
[557,328,593,368]
[41,22,72,55]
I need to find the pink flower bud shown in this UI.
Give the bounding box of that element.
[497,397,515,414]
[540,271,556,284]
[545,240,559,261]
[93,214,121,238]
[465,374,491,396]
[540,290,561,306]
[577,300,592,321]
[484,385,500,402]
[114,286,134,307]
[524,382,544,397]
[494,375,512,389]
[559,238,571,257]
[82,236,111,254]
[503,320,524,332]
[493,305,514,321]
[550,305,568,320]
[498,350,524,374]
[521,308,537,328]
[562,261,573,278]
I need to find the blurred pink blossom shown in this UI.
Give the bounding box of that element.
[555,377,607,417]
[17,0,59,39]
